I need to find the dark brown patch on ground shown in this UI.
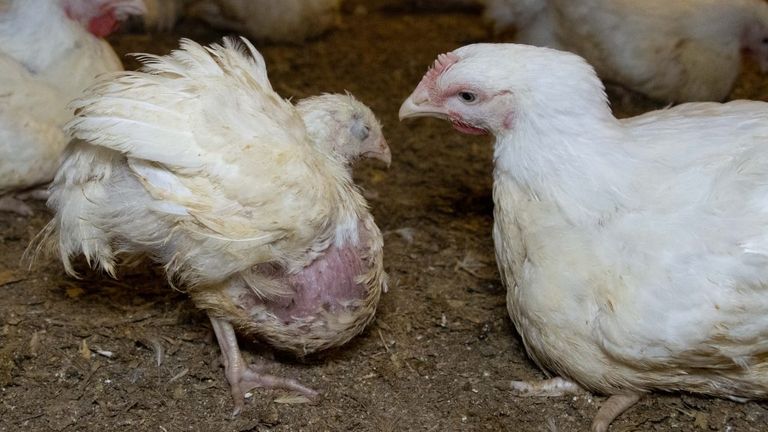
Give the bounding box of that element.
[2,2,768,431]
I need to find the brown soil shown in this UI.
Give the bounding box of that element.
[2,2,768,431]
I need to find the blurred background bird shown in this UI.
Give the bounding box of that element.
[0,0,145,215]
[37,37,389,414]
[482,0,768,102]
[142,0,341,43]
[401,43,768,431]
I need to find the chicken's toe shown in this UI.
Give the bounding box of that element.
[17,187,50,201]
[0,196,33,216]
[591,393,641,432]
[227,363,318,415]
[209,315,318,416]
[510,377,584,397]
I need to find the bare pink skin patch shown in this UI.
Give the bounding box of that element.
[503,111,515,130]
[230,221,373,331]
[267,240,366,323]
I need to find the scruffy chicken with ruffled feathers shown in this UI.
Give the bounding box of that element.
[38,37,389,413]
[401,43,768,431]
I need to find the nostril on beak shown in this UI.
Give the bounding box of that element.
[412,90,429,105]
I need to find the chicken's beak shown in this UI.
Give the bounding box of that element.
[364,136,391,167]
[398,87,447,121]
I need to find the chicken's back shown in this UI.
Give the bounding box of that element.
[533,0,751,101]
[45,141,132,276]
[190,0,341,43]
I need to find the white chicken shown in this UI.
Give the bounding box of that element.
[38,37,389,414]
[483,0,768,102]
[142,0,340,43]
[400,43,768,431]
[0,0,145,215]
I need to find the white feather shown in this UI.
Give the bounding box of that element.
[405,42,768,405]
[48,38,371,300]
[482,0,768,102]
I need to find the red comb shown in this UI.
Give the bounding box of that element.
[418,52,460,100]
[64,0,145,37]
[426,52,460,82]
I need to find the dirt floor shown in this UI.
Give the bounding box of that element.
[3,2,768,431]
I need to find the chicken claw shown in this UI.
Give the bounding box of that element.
[209,316,318,415]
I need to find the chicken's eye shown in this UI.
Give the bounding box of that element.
[352,122,370,141]
[458,91,478,103]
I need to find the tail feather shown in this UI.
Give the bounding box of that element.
[22,218,57,271]
[65,37,277,171]
[45,141,120,277]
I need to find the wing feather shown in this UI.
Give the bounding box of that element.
[66,37,341,275]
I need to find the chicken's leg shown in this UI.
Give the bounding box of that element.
[509,377,641,431]
[591,393,641,432]
[209,316,318,415]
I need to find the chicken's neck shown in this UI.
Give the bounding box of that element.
[493,111,636,225]
[329,168,368,249]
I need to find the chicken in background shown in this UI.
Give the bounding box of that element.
[401,44,768,431]
[0,0,145,215]
[35,37,389,414]
[142,0,340,43]
[483,0,768,102]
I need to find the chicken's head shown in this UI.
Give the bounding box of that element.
[297,93,390,167]
[399,43,608,136]
[62,0,146,37]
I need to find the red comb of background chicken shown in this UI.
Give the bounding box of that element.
[64,0,146,38]
[87,10,117,37]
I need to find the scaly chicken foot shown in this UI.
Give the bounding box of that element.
[591,393,641,432]
[0,195,33,216]
[510,377,641,431]
[0,188,49,216]
[17,188,50,201]
[209,316,318,416]
[509,376,584,396]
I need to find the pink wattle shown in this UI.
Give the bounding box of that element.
[88,12,118,38]
[450,120,487,135]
